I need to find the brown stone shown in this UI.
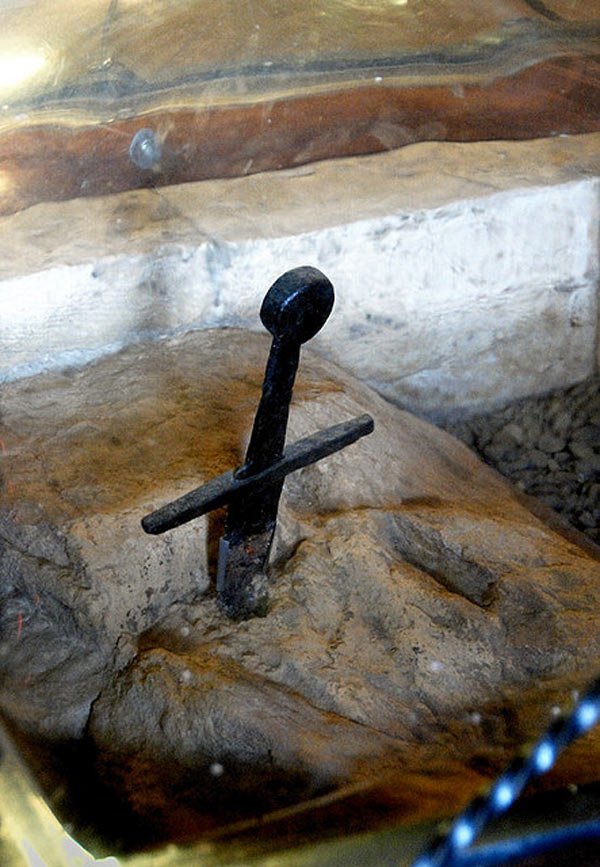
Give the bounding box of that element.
[1,329,599,845]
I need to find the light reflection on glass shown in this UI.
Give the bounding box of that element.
[0,50,47,96]
[0,170,11,197]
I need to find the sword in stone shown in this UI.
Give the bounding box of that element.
[142,266,374,620]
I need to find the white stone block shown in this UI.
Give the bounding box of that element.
[0,135,598,417]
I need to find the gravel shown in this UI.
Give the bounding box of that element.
[443,376,600,546]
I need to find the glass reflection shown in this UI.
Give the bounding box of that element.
[0,1,596,107]
[0,1,597,216]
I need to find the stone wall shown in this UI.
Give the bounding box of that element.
[0,133,598,419]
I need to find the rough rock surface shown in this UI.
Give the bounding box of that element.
[1,329,599,844]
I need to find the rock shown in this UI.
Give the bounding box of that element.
[2,135,600,421]
[483,441,517,463]
[576,458,600,479]
[522,415,542,443]
[548,408,572,438]
[569,441,596,462]
[527,448,550,469]
[538,432,566,455]
[579,511,596,529]
[0,520,114,738]
[500,422,525,446]
[1,329,600,842]
[571,425,599,446]
[555,451,572,465]
[587,483,600,503]
[88,645,407,835]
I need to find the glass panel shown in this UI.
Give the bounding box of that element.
[0,1,598,215]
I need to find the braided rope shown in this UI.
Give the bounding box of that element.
[413,674,600,867]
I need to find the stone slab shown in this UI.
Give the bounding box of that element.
[0,135,598,418]
[1,329,599,842]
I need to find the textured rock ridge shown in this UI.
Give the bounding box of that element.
[0,329,599,841]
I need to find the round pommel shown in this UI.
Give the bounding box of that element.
[260,266,334,344]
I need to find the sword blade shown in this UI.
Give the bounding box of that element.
[216,529,273,619]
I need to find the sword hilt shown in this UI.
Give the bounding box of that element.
[239,267,334,478]
[141,267,374,621]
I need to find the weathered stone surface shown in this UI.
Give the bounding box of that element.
[1,329,599,841]
[1,135,599,417]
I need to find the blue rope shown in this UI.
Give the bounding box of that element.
[412,674,600,867]
[457,818,600,866]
